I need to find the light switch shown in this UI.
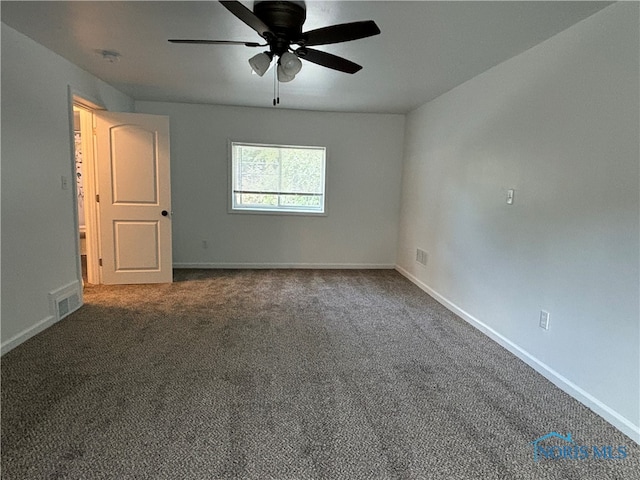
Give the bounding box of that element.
[506,189,514,205]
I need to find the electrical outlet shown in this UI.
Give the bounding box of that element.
[539,310,550,330]
[416,248,428,266]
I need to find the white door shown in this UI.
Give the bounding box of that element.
[95,112,172,284]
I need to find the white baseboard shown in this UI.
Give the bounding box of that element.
[174,262,396,270]
[395,265,640,445]
[1,315,58,356]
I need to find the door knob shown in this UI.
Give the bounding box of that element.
[161,210,169,217]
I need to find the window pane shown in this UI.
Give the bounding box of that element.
[231,142,325,214]
[280,148,324,194]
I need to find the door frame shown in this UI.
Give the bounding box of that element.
[68,87,104,285]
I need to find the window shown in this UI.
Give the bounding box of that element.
[230,142,326,214]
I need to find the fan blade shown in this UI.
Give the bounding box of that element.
[297,48,362,74]
[219,1,272,39]
[169,39,263,47]
[300,20,380,46]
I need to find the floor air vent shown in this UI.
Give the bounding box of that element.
[48,282,82,321]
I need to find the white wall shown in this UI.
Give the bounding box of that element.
[135,101,405,268]
[396,2,639,441]
[1,24,134,352]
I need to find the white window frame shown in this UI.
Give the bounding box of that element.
[228,140,327,216]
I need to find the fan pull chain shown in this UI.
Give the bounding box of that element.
[272,64,280,106]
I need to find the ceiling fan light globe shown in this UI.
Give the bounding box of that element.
[248,52,272,76]
[277,64,295,83]
[280,52,302,76]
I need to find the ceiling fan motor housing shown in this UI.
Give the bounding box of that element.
[254,1,306,54]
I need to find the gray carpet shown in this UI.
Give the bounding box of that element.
[1,269,638,479]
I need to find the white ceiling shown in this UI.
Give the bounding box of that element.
[1,1,612,114]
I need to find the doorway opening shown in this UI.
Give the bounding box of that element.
[69,92,173,286]
[72,107,87,282]
[72,100,101,285]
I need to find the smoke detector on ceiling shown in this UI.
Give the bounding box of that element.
[99,50,121,63]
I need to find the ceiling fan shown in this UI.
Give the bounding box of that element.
[169,0,381,83]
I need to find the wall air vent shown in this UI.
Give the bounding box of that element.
[48,281,82,321]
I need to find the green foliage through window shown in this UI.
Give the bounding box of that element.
[231,142,326,214]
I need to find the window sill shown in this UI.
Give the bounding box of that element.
[228,208,327,217]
